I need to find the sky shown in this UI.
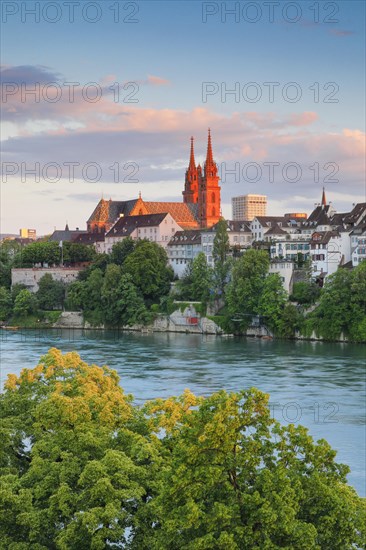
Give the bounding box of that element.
[1,0,365,234]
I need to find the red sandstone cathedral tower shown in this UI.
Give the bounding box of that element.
[182,130,221,228]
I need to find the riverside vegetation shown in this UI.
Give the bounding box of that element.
[0,348,365,549]
[0,222,365,342]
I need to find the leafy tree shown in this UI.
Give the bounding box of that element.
[290,281,321,306]
[176,262,194,301]
[226,249,270,329]
[257,273,287,333]
[101,264,149,327]
[13,289,38,318]
[11,283,27,303]
[123,240,173,304]
[277,303,304,338]
[0,287,12,320]
[307,269,353,340]
[349,261,366,342]
[36,273,65,310]
[190,252,213,304]
[0,349,156,549]
[138,388,365,549]
[78,253,111,281]
[19,241,61,267]
[63,242,96,264]
[82,268,104,325]
[0,350,364,549]
[65,280,86,311]
[212,219,231,297]
[110,238,136,266]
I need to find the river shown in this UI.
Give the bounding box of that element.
[0,329,365,496]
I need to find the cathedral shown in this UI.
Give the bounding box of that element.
[87,130,221,233]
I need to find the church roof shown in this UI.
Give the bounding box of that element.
[87,199,138,225]
[144,201,199,228]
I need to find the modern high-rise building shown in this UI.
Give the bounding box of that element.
[231,194,267,221]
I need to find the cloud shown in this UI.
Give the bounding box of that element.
[329,29,355,37]
[146,75,170,86]
[0,64,63,85]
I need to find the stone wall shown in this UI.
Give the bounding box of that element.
[12,267,81,292]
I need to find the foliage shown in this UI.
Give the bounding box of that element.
[306,262,366,342]
[257,273,287,333]
[0,349,156,549]
[212,218,231,297]
[101,265,149,327]
[36,274,65,310]
[0,286,13,320]
[110,238,136,266]
[63,242,96,264]
[13,289,38,318]
[2,350,364,548]
[0,240,22,288]
[277,303,304,339]
[122,240,173,305]
[17,241,61,267]
[226,250,270,331]
[191,252,213,304]
[290,281,321,306]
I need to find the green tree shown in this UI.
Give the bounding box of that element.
[110,238,136,266]
[212,219,231,297]
[63,242,96,264]
[123,240,173,304]
[0,287,12,320]
[0,349,156,549]
[307,269,353,340]
[349,261,366,342]
[19,241,61,267]
[190,252,213,304]
[13,289,38,318]
[226,249,270,329]
[290,281,321,306]
[36,273,65,310]
[277,303,304,338]
[257,273,287,333]
[0,351,364,549]
[138,388,365,550]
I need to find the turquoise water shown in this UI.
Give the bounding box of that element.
[1,329,365,496]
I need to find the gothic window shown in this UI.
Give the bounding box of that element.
[211,192,215,203]
[212,207,216,217]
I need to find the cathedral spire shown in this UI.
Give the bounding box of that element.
[321,187,327,207]
[206,128,214,166]
[188,136,196,170]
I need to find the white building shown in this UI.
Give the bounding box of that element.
[309,231,350,279]
[167,230,202,277]
[103,213,182,254]
[351,224,366,267]
[269,260,294,294]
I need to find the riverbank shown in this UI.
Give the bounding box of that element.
[2,310,363,343]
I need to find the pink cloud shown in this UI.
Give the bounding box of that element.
[146,75,170,86]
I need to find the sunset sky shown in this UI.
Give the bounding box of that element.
[1,0,365,234]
